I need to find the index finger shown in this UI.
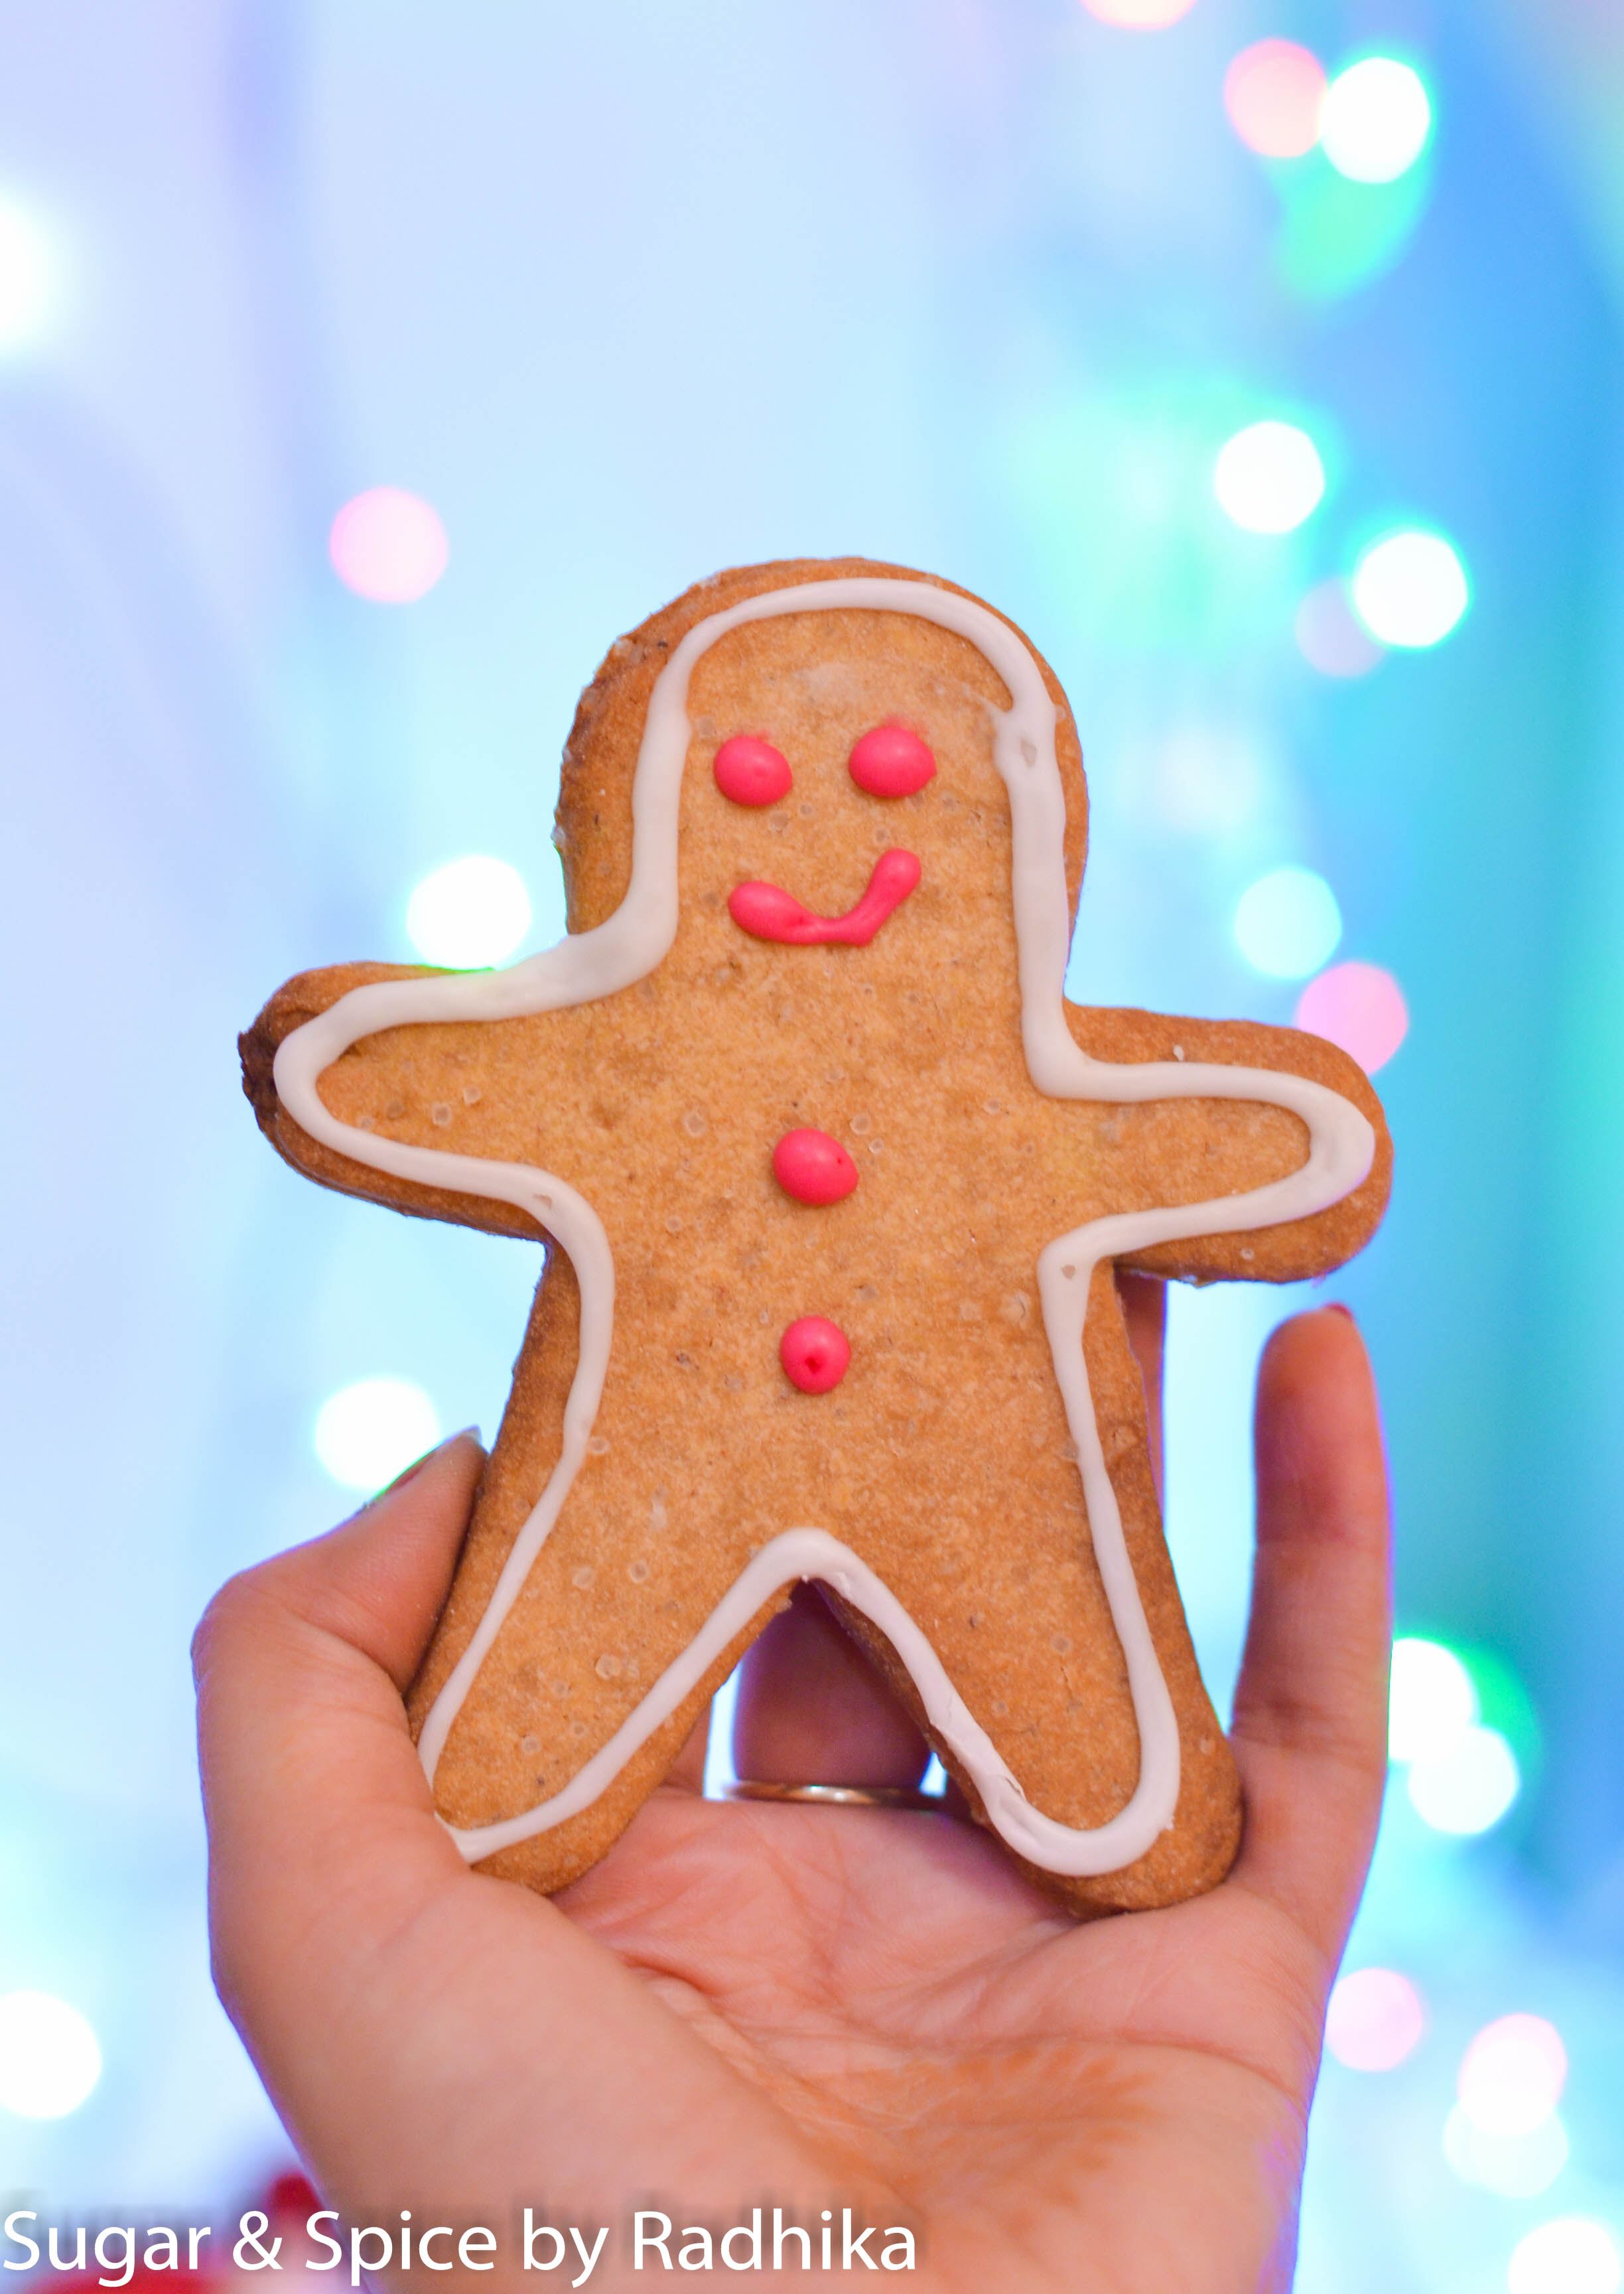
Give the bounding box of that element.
[1229,1306,1392,1965]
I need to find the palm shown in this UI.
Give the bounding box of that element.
[198,1303,1387,2293]
[557,1765,1320,2288]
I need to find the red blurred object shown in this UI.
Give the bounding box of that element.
[263,2173,320,2220]
[42,2275,217,2293]
[23,2168,320,2294]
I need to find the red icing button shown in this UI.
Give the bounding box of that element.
[714,734,792,806]
[848,721,936,798]
[728,848,921,946]
[773,1128,859,1206]
[780,1315,851,1394]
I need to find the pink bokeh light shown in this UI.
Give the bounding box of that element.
[1325,1968,1427,2072]
[328,486,449,604]
[1295,961,1409,1074]
[1224,39,1327,159]
[1080,0,1197,28]
[1296,578,1385,678]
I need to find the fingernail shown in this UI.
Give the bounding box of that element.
[375,1426,481,1500]
[1324,1302,1356,1323]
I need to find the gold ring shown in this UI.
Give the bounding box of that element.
[725,1780,943,1811]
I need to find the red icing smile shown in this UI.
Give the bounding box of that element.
[728,849,921,946]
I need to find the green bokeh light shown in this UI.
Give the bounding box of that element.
[1272,147,1433,302]
[1006,375,1340,660]
[1457,1643,1544,1782]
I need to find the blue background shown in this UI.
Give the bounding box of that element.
[2,2,1623,2283]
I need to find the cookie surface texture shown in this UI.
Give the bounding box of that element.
[241,558,1391,1915]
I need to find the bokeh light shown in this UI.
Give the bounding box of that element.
[1459,2015,1568,2137]
[1444,2102,1568,2198]
[1389,1636,1477,1762]
[0,1991,102,2119]
[1463,1642,1544,1779]
[329,486,450,603]
[407,855,533,968]
[1079,0,1197,27]
[0,197,58,354]
[314,1377,440,1494]
[1325,1968,1426,2072]
[1152,728,1262,834]
[1295,962,1409,1074]
[1233,865,1341,977]
[1408,1724,1521,1835]
[1274,153,1432,301]
[1296,578,1385,678]
[1224,41,1327,160]
[1213,421,1325,534]
[1352,530,1469,648]
[1508,2219,1622,2294]
[1320,58,1433,185]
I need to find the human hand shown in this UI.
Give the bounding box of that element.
[195,1286,1388,2291]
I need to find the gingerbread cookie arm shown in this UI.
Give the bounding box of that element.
[241,964,546,1243]
[1058,1002,1392,1285]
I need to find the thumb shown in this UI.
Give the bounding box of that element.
[194,1433,486,2027]
[204,1428,487,1693]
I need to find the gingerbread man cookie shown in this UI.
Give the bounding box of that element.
[241,558,1390,1915]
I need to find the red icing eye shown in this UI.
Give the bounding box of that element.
[848,721,936,798]
[772,1129,859,1206]
[780,1315,851,1394]
[714,735,792,806]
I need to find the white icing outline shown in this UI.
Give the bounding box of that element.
[273,576,1375,1877]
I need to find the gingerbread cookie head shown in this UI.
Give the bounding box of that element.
[243,557,1390,1916]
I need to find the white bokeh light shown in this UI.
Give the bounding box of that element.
[314,1378,440,1494]
[1389,1636,1477,1763]
[1213,421,1325,534]
[1320,58,1432,184]
[1407,1723,1520,1835]
[1508,2219,1621,2294]
[407,857,533,968]
[0,1991,102,2119]
[1152,728,1263,835]
[1232,866,1342,979]
[1352,530,1469,648]
[0,198,58,355]
[1444,2103,1568,2198]
[1459,2015,1568,2138]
